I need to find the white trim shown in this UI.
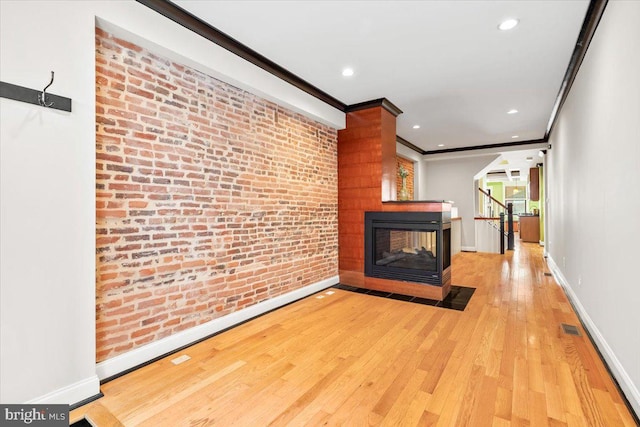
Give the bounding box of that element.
[539,240,545,246]
[27,375,100,406]
[96,275,339,380]
[461,246,477,252]
[547,256,640,416]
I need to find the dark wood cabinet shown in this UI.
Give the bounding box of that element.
[529,167,539,201]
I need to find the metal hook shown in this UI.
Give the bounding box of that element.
[39,71,55,107]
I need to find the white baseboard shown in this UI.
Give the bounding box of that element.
[461,246,477,252]
[546,256,640,416]
[539,240,545,246]
[26,375,100,406]
[96,275,339,380]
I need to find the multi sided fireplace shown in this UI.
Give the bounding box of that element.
[364,211,451,286]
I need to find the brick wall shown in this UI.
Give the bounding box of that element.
[95,28,338,362]
[396,156,414,200]
[389,230,411,252]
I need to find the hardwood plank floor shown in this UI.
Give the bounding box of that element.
[71,242,638,426]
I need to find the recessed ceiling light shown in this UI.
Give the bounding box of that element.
[507,109,519,114]
[526,157,534,162]
[437,144,445,147]
[512,135,519,139]
[342,68,354,77]
[498,18,519,31]
[412,125,420,129]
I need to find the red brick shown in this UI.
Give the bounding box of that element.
[137,297,166,309]
[119,310,151,325]
[130,325,160,339]
[95,29,338,363]
[97,210,127,219]
[96,65,125,82]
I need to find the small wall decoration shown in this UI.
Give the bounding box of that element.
[398,165,410,201]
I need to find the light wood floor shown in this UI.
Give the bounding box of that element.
[72,242,638,426]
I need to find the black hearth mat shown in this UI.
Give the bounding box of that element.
[71,418,94,427]
[333,284,475,311]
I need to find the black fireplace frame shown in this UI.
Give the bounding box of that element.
[364,211,451,286]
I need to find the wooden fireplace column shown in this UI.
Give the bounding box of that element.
[337,100,451,300]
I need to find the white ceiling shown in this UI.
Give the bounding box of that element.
[479,148,546,182]
[174,0,589,153]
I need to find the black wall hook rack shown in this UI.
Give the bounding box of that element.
[0,71,72,112]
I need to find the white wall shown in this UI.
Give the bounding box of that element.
[546,1,640,414]
[0,0,342,404]
[422,154,499,250]
[475,220,502,254]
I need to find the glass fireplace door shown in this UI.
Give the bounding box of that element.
[374,228,437,272]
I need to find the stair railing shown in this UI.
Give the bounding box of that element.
[477,188,514,254]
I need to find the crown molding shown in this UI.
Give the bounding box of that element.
[137,0,605,150]
[423,138,548,156]
[396,136,425,155]
[545,0,608,139]
[345,98,403,117]
[135,0,346,111]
